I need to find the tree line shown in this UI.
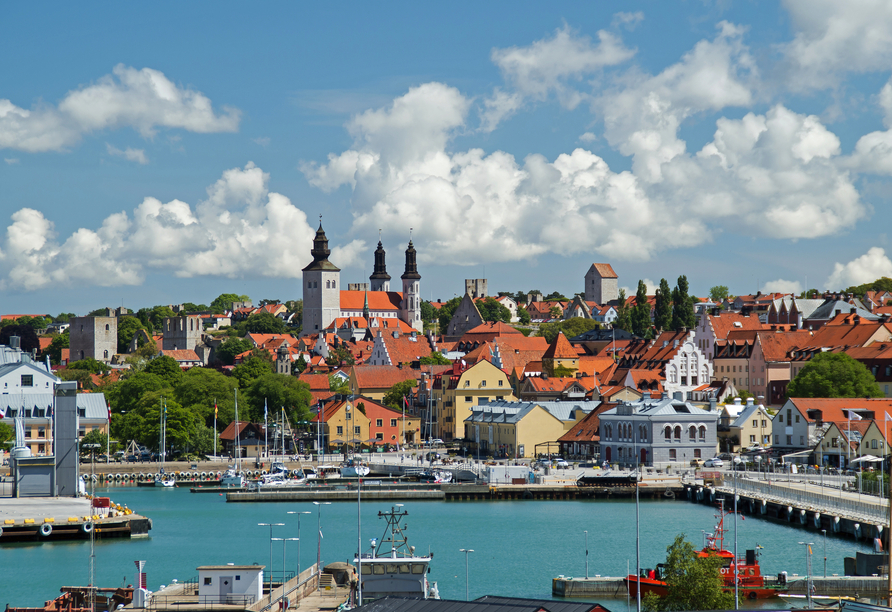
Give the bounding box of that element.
[614,275,697,338]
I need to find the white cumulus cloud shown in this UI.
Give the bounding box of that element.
[0,163,318,290]
[761,279,802,295]
[106,143,148,164]
[0,64,239,153]
[826,247,892,289]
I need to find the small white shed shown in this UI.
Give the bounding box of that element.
[197,564,264,603]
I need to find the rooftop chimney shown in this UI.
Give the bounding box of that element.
[9,335,20,350]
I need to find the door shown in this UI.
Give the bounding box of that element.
[220,576,233,597]
[605,446,611,461]
[640,448,647,465]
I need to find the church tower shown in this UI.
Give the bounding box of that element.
[301,222,341,335]
[369,240,391,292]
[400,240,422,332]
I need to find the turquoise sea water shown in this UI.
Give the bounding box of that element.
[0,487,876,608]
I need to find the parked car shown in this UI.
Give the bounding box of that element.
[553,459,570,468]
[704,457,724,468]
[718,452,734,461]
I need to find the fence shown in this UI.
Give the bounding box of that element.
[721,478,889,523]
[148,594,255,609]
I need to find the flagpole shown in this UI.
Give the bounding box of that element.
[264,398,268,462]
[887,411,892,604]
[214,398,217,459]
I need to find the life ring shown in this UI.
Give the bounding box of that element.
[39,523,52,537]
[82,522,94,534]
[748,592,757,600]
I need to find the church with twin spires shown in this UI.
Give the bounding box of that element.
[301,223,422,335]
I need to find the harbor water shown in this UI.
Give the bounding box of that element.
[0,486,877,607]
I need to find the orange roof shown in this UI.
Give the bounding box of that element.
[590,263,617,278]
[374,332,435,365]
[298,373,332,391]
[577,355,616,376]
[1,314,50,321]
[543,332,577,359]
[340,290,402,311]
[464,321,523,337]
[161,349,201,362]
[38,337,52,351]
[525,376,581,393]
[707,312,767,340]
[758,330,812,362]
[787,398,892,423]
[246,333,298,348]
[799,316,892,351]
[351,365,417,390]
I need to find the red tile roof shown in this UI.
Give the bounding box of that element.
[543,332,578,359]
[787,398,892,423]
[298,373,332,391]
[590,263,617,279]
[375,332,435,365]
[758,330,812,362]
[340,290,402,311]
[707,312,767,340]
[161,349,201,362]
[351,365,418,390]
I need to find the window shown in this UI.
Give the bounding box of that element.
[354,426,360,435]
[390,419,397,427]
[752,420,758,428]
[674,426,681,440]
[376,432,383,440]
[761,420,767,428]
[749,435,756,443]
[464,381,470,387]
[799,435,804,445]
[786,435,792,445]
[337,426,343,435]
[481,380,486,387]
[21,375,33,387]
[689,426,696,440]
[795,415,800,423]
[699,426,706,439]
[105,324,109,331]
[774,435,779,444]
[779,414,784,423]
[669,449,677,461]
[332,281,336,288]
[465,396,472,402]
[694,449,701,458]
[681,376,687,386]
[37,427,45,437]
[376,419,383,427]
[204,578,212,586]
[832,437,838,448]
[873,439,878,449]
[664,426,671,440]
[498,380,503,387]
[307,281,311,288]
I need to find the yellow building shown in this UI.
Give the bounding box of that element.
[717,397,773,452]
[816,420,887,468]
[433,360,516,441]
[315,397,421,450]
[462,400,591,458]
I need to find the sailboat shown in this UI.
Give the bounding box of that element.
[154,397,176,488]
[220,389,245,488]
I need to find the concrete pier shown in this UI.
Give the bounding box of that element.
[0,496,151,543]
[552,575,890,598]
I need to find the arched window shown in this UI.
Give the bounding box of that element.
[105,324,110,331]
[689,426,696,440]
[674,426,681,440]
[332,280,336,288]
[103,350,108,359]
[699,425,706,440]
[664,426,671,440]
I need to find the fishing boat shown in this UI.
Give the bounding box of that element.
[355,505,439,604]
[625,506,785,600]
[418,470,452,483]
[221,389,245,488]
[341,458,370,477]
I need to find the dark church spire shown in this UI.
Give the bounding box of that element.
[401,240,421,280]
[302,220,341,272]
[369,240,391,282]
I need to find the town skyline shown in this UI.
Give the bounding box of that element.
[3,2,892,313]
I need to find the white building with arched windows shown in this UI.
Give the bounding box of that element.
[599,396,720,469]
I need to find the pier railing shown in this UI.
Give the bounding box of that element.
[723,478,889,522]
[148,594,255,609]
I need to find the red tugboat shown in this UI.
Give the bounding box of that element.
[625,504,786,601]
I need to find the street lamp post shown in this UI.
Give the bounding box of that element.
[798,541,815,609]
[584,530,588,579]
[822,530,827,578]
[313,502,331,588]
[271,538,299,586]
[258,523,284,589]
[287,511,312,578]
[84,443,100,612]
[459,549,474,601]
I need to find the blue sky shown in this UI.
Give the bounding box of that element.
[3,1,892,315]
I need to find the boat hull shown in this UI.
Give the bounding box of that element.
[625,575,782,600]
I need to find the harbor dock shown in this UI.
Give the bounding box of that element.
[552,575,889,598]
[0,496,151,542]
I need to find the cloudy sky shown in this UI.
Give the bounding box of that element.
[3,1,892,314]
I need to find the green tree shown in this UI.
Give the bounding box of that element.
[723,390,755,404]
[244,373,313,423]
[68,357,110,374]
[181,302,208,312]
[477,298,512,323]
[106,372,168,413]
[216,337,253,366]
[293,354,308,374]
[544,291,569,301]
[419,351,451,365]
[844,276,892,297]
[0,421,13,450]
[134,305,177,333]
[537,318,600,344]
[437,297,462,333]
[420,300,437,323]
[786,352,883,399]
[631,280,652,337]
[54,312,77,323]
[144,355,184,387]
[326,346,355,367]
[654,279,672,332]
[517,306,531,325]
[80,429,111,455]
[114,393,199,454]
[45,332,70,364]
[709,285,730,303]
[210,293,251,313]
[382,379,415,410]
[174,367,239,428]
[329,374,350,394]
[614,288,632,333]
[243,311,286,334]
[671,275,696,331]
[548,305,563,319]
[57,368,98,390]
[0,325,40,353]
[643,534,735,612]
[117,316,146,353]
[232,353,275,389]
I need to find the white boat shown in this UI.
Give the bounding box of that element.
[154,397,174,487]
[154,474,176,488]
[355,505,438,604]
[341,459,370,477]
[418,470,452,484]
[221,389,245,488]
[311,464,340,479]
[778,594,855,607]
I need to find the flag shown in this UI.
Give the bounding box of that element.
[214,401,218,419]
[848,410,863,421]
[107,403,111,422]
[319,528,324,540]
[264,398,268,421]
[808,545,812,555]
